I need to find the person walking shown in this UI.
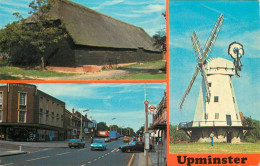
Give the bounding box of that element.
[210,131,214,146]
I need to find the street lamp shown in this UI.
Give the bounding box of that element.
[80,109,90,140]
[110,118,116,131]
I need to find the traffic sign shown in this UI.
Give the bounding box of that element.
[144,100,149,105]
[148,105,157,111]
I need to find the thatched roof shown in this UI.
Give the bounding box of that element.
[27,0,160,51]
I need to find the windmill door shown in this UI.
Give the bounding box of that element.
[226,115,232,126]
[227,132,232,143]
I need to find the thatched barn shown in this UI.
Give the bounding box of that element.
[26,0,162,72]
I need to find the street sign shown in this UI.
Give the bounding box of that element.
[144,100,149,105]
[148,105,157,111]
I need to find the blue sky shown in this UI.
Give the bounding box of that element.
[0,0,166,36]
[169,1,260,125]
[33,83,166,132]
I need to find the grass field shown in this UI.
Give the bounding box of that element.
[117,60,166,80]
[169,142,260,153]
[116,72,166,80]
[0,60,166,80]
[0,65,75,80]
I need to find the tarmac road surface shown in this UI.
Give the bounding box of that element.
[0,138,133,166]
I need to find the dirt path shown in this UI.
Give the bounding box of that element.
[36,69,130,80]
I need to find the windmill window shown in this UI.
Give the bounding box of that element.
[205,113,208,120]
[233,97,235,103]
[209,83,212,87]
[230,83,232,88]
[214,96,219,102]
[236,114,238,120]
[215,113,219,119]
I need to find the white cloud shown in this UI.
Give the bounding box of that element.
[114,13,141,18]
[132,4,165,14]
[92,0,124,10]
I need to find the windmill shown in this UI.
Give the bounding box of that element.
[178,14,248,143]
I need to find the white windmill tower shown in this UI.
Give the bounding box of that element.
[179,14,246,143]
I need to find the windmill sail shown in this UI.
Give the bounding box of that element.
[180,14,224,110]
[179,66,200,109]
[191,31,203,63]
[201,14,224,63]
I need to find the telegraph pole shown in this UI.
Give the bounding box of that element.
[144,84,149,166]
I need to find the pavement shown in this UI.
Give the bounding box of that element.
[0,139,71,157]
[132,143,166,166]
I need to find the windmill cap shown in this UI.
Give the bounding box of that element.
[205,57,235,76]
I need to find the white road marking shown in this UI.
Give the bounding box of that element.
[116,149,120,152]
[78,149,85,151]
[2,163,14,166]
[80,164,86,166]
[98,157,101,159]
[56,152,71,156]
[26,156,50,161]
[87,161,92,164]
[93,159,97,161]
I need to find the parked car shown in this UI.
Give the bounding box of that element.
[123,136,130,142]
[119,141,153,152]
[68,139,85,148]
[91,139,107,151]
[104,137,111,142]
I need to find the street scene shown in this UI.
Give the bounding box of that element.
[0,137,133,166]
[0,83,167,165]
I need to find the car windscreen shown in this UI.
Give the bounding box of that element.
[69,139,79,142]
[94,140,104,143]
[129,142,136,145]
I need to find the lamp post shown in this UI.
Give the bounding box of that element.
[144,83,149,166]
[110,118,116,131]
[80,109,90,140]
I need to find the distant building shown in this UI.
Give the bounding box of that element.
[24,0,162,72]
[0,84,65,141]
[64,109,80,139]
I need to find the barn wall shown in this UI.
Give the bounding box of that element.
[74,46,162,66]
[46,38,76,67]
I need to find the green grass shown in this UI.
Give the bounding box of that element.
[116,60,166,80]
[116,72,166,80]
[169,142,260,153]
[0,65,75,80]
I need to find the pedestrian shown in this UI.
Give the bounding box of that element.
[210,131,214,146]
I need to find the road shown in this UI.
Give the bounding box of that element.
[0,138,133,166]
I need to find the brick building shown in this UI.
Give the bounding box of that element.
[0,84,65,141]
